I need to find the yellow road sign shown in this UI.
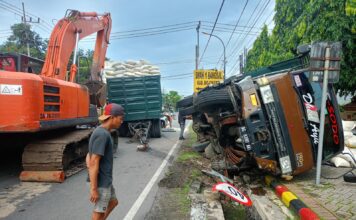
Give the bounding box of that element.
[194,69,224,93]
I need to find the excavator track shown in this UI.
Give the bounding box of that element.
[20,128,94,182]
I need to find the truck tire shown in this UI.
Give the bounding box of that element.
[150,119,162,138]
[118,122,130,137]
[179,106,196,116]
[192,141,210,152]
[194,87,232,112]
[111,130,119,153]
[204,143,218,159]
[177,95,193,108]
[160,119,166,128]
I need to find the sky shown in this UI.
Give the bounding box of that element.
[0,0,275,96]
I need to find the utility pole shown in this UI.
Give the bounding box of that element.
[202,32,226,81]
[244,47,247,68]
[21,2,40,56]
[195,21,201,70]
[239,54,243,75]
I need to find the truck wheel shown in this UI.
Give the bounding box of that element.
[111,130,119,153]
[194,87,233,112]
[177,95,193,108]
[161,120,166,128]
[179,106,196,116]
[150,119,161,138]
[154,119,162,138]
[118,122,130,137]
[192,141,210,152]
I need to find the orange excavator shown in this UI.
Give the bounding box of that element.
[0,10,112,182]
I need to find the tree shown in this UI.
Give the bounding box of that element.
[0,23,47,59]
[162,91,182,111]
[0,23,97,84]
[245,0,356,95]
[68,49,94,84]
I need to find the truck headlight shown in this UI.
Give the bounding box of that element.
[279,156,292,174]
[260,85,274,104]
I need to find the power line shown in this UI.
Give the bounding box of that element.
[84,24,196,39]
[0,29,12,33]
[200,25,260,35]
[152,59,216,65]
[201,20,272,31]
[216,0,249,66]
[81,27,195,42]
[0,0,53,30]
[161,76,193,80]
[84,21,261,42]
[228,0,272,75]
[0,4,23,17]
[83,22,198,40]
[161,72,193,78]
[110,21,197,34]
[226,0,265,60]
[0,2,52,34]
[198,0,225,66]
[226,37,255,77]
[153,55,223,68]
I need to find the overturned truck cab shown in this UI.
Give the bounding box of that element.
[186,50,344,177]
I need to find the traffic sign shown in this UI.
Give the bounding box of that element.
[309,42,342,83]
[194,69,224,93]
[212,182,252,206]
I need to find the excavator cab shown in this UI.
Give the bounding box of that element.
[0,52,43,74]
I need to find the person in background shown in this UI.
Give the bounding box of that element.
[178,111,186,140]
[163,111,173,128]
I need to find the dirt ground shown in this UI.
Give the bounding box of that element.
[145,133,214,220]
[145,130,250,220]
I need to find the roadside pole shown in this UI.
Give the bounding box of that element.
[315,47,330,185]
[312,42,341,185]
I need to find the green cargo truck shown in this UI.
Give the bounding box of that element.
[107,75,162,142]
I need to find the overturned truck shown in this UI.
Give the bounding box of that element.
[179,44,344,177]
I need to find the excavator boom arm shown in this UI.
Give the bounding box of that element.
[41,10,111,82]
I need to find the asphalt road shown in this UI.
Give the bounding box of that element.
[0,119,187,220]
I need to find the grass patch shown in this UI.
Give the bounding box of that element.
[222,203,246,220]
[187,124,197,147]
[317,182,335,191]
[191,168,202,179]
[177,125,201,162]
[177,151,201,162]
[173,126,204,213]
[165,170,173,177]
[286,215,299,220]
[174,183,191,213]
[166,125,206,214]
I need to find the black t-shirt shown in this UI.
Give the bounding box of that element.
[88,126,113,188]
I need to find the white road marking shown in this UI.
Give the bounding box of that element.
[123,140,181,220]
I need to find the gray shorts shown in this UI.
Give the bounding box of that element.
[94,185,117,213]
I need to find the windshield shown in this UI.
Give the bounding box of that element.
[293,71,344,161]
[0,56,16,72]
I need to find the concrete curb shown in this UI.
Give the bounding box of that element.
[265,176,320,220]
[189,180,225,220]
[247,189,294,220]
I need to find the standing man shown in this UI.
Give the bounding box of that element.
[86,103,125,220]
[178,111,186,140]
